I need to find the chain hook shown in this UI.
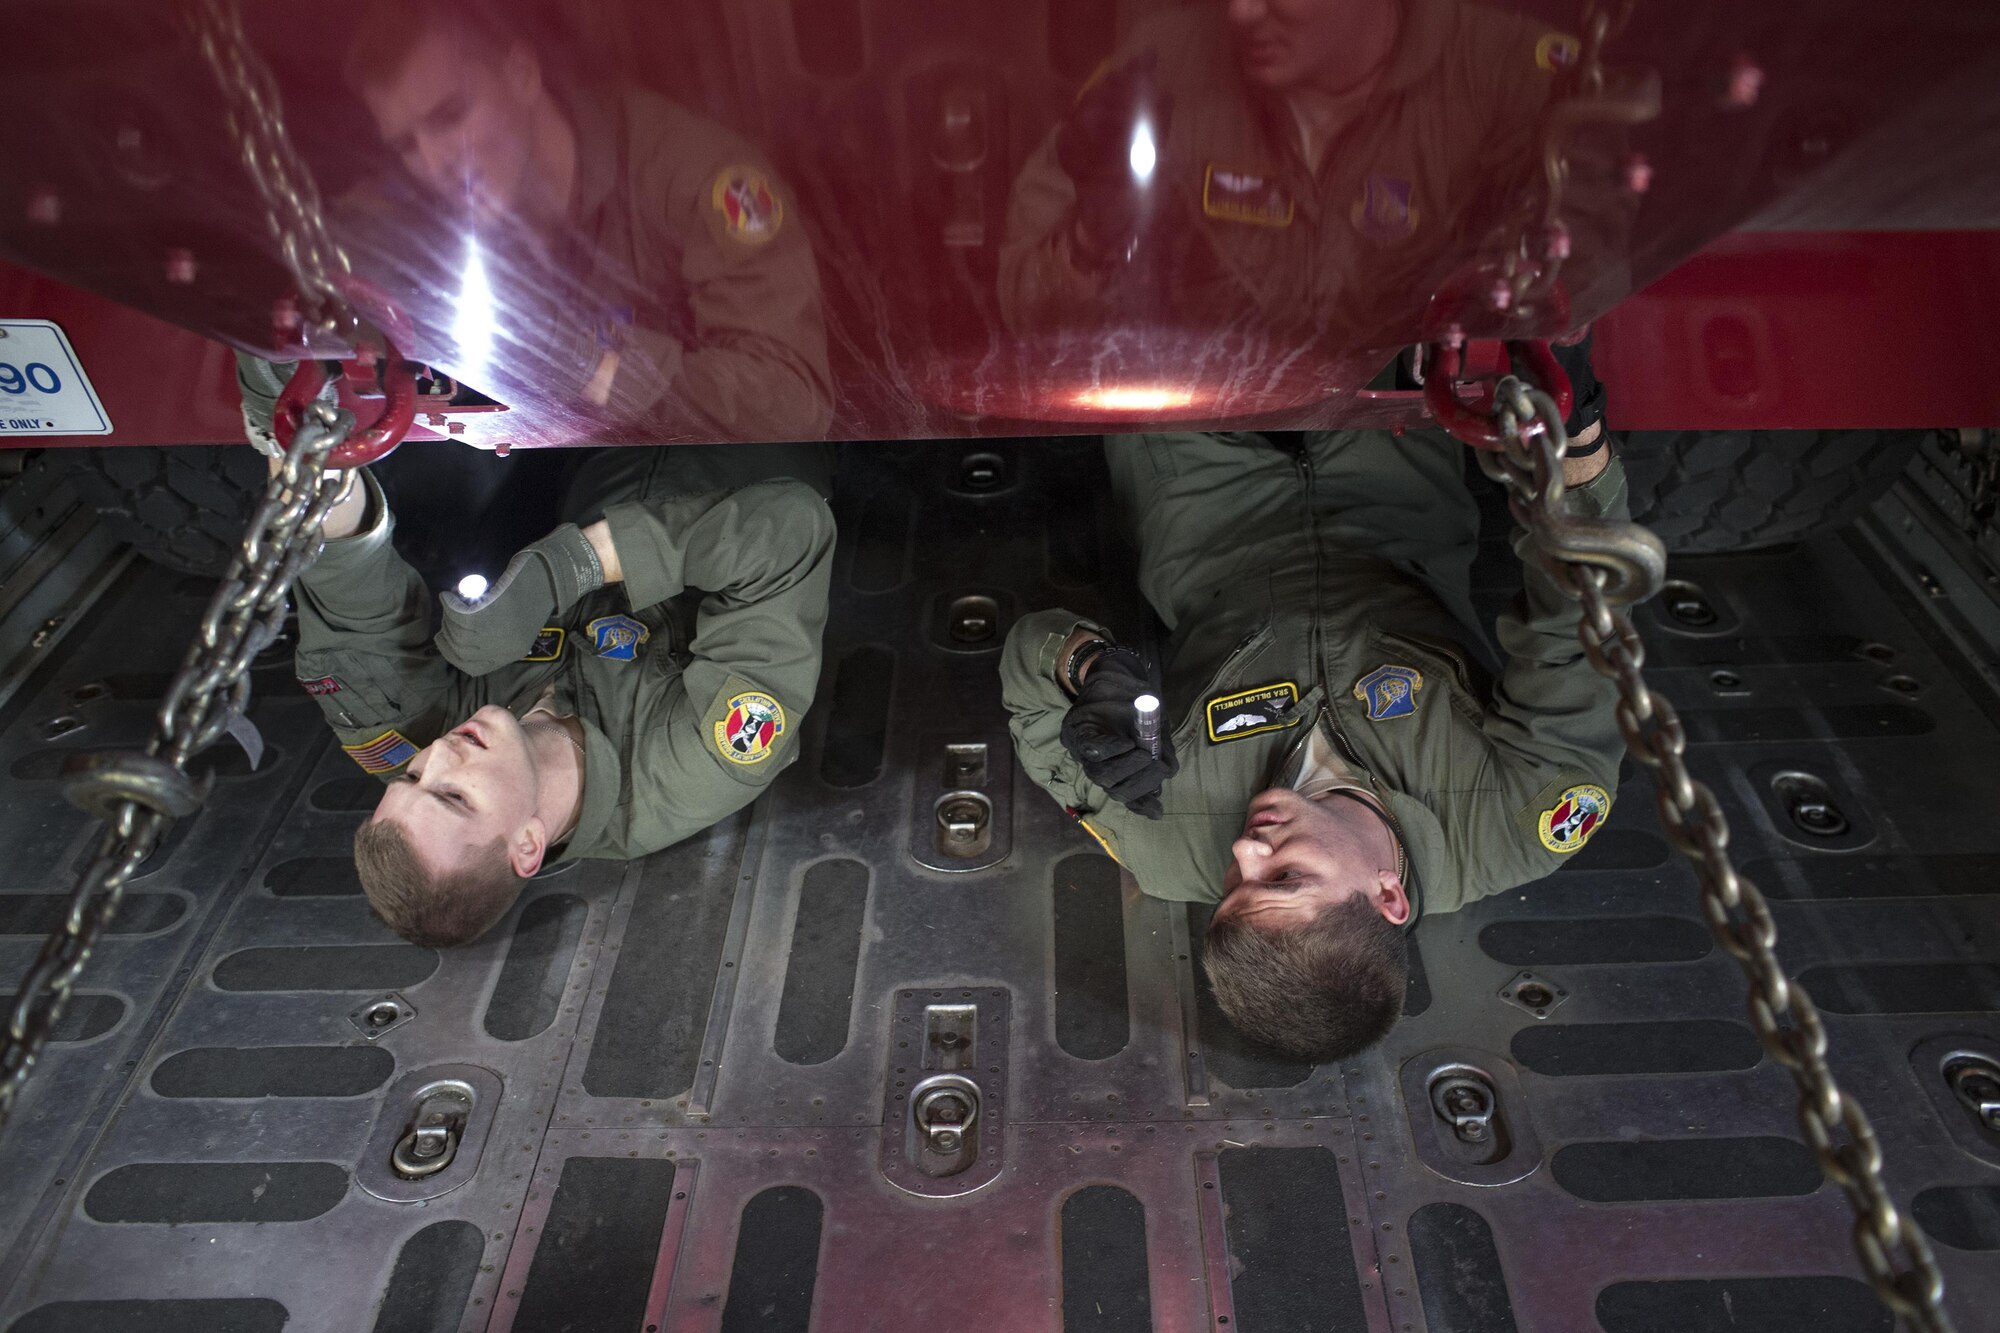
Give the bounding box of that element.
[1422,339,1575,449]
[272,344,418,469]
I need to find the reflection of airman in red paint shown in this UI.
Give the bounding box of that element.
[1000,0,1606,350]
[340,0,832,440]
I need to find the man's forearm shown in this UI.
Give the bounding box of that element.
[581,520,624,585]
[1563,421,1610,487]
[267,452,370,540]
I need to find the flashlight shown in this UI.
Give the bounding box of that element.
[1134,693,1162,759]
[456,573,489,603]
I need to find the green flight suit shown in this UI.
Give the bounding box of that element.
[284,439,835,864]
[1001,429,1628,917]
[549,85,835,441]
[999,0,1628,349]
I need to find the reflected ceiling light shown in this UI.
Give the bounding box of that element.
[1129,119,1158,181]
[456,573,489,602]
[1075,385,1195,412]
[451,239,498,385]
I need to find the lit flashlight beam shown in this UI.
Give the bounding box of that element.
[1129,119,1157,181]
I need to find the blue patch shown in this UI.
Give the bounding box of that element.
[1349,173,1420,243]
[1354,665,1424,721]
[588,614,650,661]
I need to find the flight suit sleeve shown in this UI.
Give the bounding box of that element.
[1000,609,1112,814]
[606,156,834,441]
[601,479,834,818]
[1449,455,1631,903]
[997,129,1108,337]
[289,471,476,777]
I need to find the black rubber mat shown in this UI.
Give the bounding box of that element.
[1798,962,2000,1014]
[720,1186,823,1332]
[68,820,193,882]
[310,777,381,813]
[46,992,125,1042]
[1060,1185,1152,1333]
[83,1162,349,1223]
[1551,1138,1820,1202]
[514,1157,676,1332]
[370,1220,486,1333]
[1052,853,1130,1060]
[1404,938,1431,1019]
[10,743,266,783]
[848,488,913,594]
[582,814,747,1098]
[5,1299,289,1333]
[483,894,586,1041]
[149,1045,394,1098]
[211,945,438,992]
[1751,854,2000,899]
[1913,1186,2000,1250]
[1679,704,1932,743]
[1218,1147,1366,1333]
[263,857,362,897]
[773,859,869,1064]
[1559,828,1669,872]
[818,645,894,788]
[1510,1020,1762,1076]
[1189,905,1314,1090]
[1477,916,1711,966]
[1594,1277,1891,1333]
[1407,1203,1517,1333]
[0,892,184,935]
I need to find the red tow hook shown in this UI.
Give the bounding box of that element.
[1422,339,1574,450]
[272,343,418,468]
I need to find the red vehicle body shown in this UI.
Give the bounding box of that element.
[2,1,1997,455]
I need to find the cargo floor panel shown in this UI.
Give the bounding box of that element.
[3,443,1998,1331]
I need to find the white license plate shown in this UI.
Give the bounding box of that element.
[0,320,112,435]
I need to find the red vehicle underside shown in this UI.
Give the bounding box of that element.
[3,1,1999,451]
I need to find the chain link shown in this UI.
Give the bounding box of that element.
[1477,377,1956,1333]
[187,0,356,343]
[0,407,356,1128]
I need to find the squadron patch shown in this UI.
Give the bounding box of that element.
[522,627,566,663]
[1206,681,1301,743]
[1538,783,1610,854]
[1355,665,1424,721]
[300,676,342,696]
[711,168,783,245]
[714,691,785,765]
[1535,32,1581,72]
[1350,172,1421,243]
[1202,165,1296,227]
[343,729,418,775]
[588,615,650,661]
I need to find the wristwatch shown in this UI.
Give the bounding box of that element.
[1062,637,1113,695]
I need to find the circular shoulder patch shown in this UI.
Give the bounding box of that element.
[1538,783,1609,853]
[1535,32,1581,72]
[714,691,786,765]
[710,168,784,245]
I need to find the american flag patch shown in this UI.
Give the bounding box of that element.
[343,730,418,774]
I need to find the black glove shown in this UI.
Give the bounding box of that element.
[1550,331,1607,448]
[1056,52,1175,270]
[1059,646,1180,820]
[437,524,604,676]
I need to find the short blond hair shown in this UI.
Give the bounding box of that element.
[354,819,522,947]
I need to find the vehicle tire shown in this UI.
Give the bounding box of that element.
[52,444,268,577]
[1619,429,1926,553]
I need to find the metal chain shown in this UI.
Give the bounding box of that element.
[0,406,356,1128]
[1477,378,1956,1333]
[187,0,356,342]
